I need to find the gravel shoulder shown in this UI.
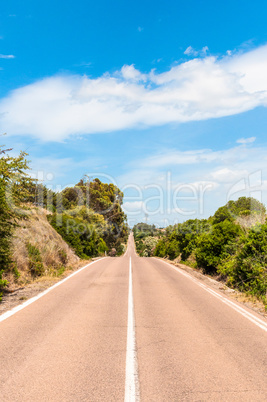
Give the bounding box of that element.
[0,260,93,316]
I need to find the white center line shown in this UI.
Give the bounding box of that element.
[125,256,140,402]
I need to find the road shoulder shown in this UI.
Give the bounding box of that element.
[153,256,267,319]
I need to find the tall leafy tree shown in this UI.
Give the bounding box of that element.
[0,142,31,286]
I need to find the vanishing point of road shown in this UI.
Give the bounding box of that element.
[0,233,267,401]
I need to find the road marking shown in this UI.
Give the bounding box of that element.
[0,258,106,323]
[155,258,267,333]
[125,256,140,402]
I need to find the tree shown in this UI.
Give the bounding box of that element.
[227,197,265,217]
[50,178,128,256]
[0,143,31,294]
[195,220,242,273]
[219,223,267,298]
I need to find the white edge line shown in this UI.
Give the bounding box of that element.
[0,257,107,323]
[124,256,140,402]
[154,258,267,333]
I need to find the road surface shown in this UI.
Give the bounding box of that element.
[0,234,267,401]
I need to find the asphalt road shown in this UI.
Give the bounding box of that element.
[0,234,267,401]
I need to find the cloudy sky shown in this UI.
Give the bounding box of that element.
[1,0,267,226]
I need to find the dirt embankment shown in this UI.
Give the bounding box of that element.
[1,207,90,314]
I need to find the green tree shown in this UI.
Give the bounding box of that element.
[195,220,242,274]
[49,177,128,257]
[219,223,267,299]
[213,206,234,224]
[154,239,167,258]
[227,197,265,218]
[0,142,31,294]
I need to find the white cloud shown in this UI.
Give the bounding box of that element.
[0,54,15,59]
[121,64,147,82]
[118,142,267,224]
[136,144,267,175]
[209,168,249,183]
[75,61,92,67]
[236,136,256,144]
[184,46,209,57]
[138,146,255,169]
[1,44,267,141]
[224,46,267,94]
[29,156,74,180]
[122,201,145,212]
[139,149,214,168]
[184,46,198,56]
[122,144,267,197]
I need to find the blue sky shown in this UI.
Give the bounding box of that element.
[1,0,267,226]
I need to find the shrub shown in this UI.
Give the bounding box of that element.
[213,206,234,224]
[154,219,210,261]
[58,249,68,264]
[154,239,167,258]
[165,239,180,260]
[195,220,242,274]
[48,214,86,257]
[219,224,267,299]
[0,270,8,301]
[12,263,21,280]
[48,213,109,259]
[116,243,125,256]
[26,243,45,276]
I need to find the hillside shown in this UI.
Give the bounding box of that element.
[0,145,128,301]
[5,207,80,290]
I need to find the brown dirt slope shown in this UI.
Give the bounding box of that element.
[6,207,80,289]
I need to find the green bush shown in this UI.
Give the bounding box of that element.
[164,239,179,260]
[222,197,265,220]
[219,224,267,299]
[12,263,21,280]
[195,220,242,274]
[56,266,66,276]
[133,223,161,256]
[26,243,44,276]
[48,213,109,259]
[154,219,210,261]
[139,197,267,305]
[116,243,125,256]
[213,206,234,224]
[0,270,8,301]
[142,236,159,257]
[154,239,167,258]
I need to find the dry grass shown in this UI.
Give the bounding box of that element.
[236,213,266,230]
[6,207,81,289]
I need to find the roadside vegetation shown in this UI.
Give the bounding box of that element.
[134,197,267,308]
[0,142,128,300]
[47,178,128,258]
[133,223,163,256]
